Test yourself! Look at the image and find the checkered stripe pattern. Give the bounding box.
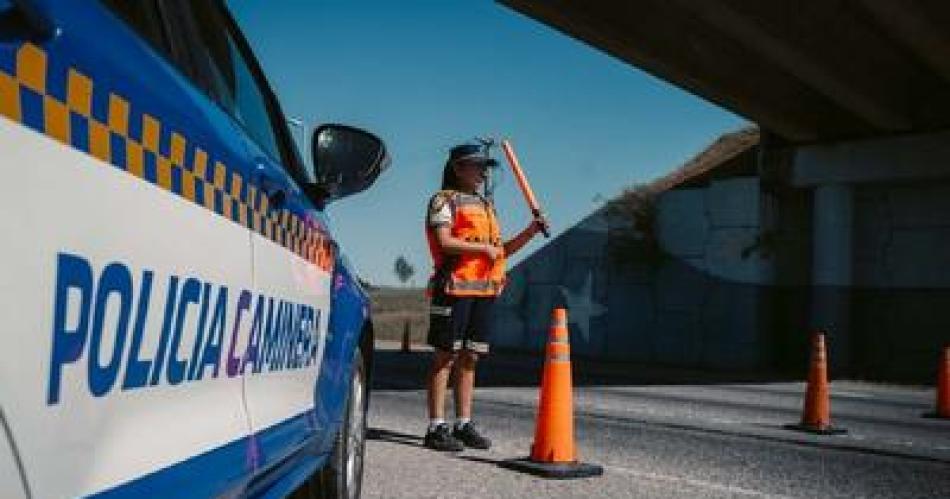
[0,43,334,272]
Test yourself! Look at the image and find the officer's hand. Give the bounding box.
[532,214,550,236]
[483,244,504,261]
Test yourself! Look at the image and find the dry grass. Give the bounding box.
[369,287,429,343]
[646,126,759,193]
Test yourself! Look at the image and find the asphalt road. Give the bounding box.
[363,342,950,498]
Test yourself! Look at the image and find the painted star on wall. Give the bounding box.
[561,268,607,343]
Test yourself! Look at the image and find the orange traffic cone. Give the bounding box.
[926,345,949,419]
[401,321,411,354]
[503,308,603,479]
[786,332,847,435]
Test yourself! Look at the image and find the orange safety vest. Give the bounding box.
[426,190,506,297]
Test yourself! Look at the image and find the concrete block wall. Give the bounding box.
[493,128,950,381]
[851,182,950,381]
[651,177,771,369]
[494,177,772,371]
[783,130,950,382]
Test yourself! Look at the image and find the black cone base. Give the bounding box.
[921,412,949,420]
[783,423,848,435]
[501,458,604,479]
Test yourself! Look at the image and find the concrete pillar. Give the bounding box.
[755,186,781,368]
[811,183,853,374]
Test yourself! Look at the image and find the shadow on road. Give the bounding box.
[367,426,528,472]
[366,427,423,448]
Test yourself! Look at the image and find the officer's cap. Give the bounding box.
[448,143,498,167]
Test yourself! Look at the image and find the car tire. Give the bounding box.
[293,348,368,499]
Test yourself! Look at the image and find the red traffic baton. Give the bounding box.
[501,140,550,238]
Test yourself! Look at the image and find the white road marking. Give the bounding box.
[834,391,874,399]
[605,464,794,499]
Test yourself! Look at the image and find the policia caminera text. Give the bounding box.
[47,253,323,405]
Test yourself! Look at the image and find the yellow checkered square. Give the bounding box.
[17,43,46,94]
[259,194,269,215]
[193,148,208,177]
[157,157,172,190]
[66,69,92,117]
[108,94,129,136]
[89,119,111,162]
[230,173,242,199]
[2,42,329,269]
[182,169,197,202]
[43,96,69,144]
[203,182,216,211]
[222,193,232,219]
[247,184,258,209]
[0,72,20,122]
[213,161,227,190]
[126,140,144,178]
[170,132,186,165]
[141,113,160,152]
[238,201,248,226]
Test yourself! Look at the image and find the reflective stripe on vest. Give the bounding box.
[425,190,506,297]
[450,192,505,297]
[445,277,503,295]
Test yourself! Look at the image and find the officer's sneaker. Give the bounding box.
[423,424,464,452]
[452,422,491,450]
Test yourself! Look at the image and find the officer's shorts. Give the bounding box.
[427,291,495,355]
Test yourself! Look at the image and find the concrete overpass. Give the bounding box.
[494,1,950,382]
[501,0,950,143]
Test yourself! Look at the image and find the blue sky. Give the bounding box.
[227,1,746,286]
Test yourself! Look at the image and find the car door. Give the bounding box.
[0,0,257,497]
[176,1,338,479]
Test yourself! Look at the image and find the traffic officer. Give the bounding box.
[423,142,548,451]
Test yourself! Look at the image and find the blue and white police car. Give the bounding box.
[0,1,387,497]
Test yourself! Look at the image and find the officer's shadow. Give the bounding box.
[366,427,424,447]
[366,427,507,467]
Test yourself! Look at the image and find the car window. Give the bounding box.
[0,0,13,29]
[99,0,172,59]
[186,2,282,162]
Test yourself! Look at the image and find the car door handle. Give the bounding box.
[254,163,286,210]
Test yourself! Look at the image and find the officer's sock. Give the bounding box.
[428,418,446,432]
[455,417,471,429]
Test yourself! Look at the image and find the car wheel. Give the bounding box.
[294,348,367,499]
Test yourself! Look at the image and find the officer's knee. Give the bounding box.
[459,350,479,368]
[433,349,458,370]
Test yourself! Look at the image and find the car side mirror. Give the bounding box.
[306,124,390,205]
[4,0,57,41]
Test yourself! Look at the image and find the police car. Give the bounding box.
[0,1,387,497]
